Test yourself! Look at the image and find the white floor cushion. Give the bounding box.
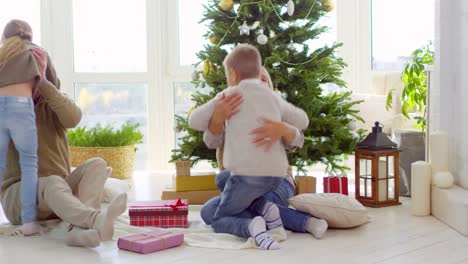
[289,193,369,228]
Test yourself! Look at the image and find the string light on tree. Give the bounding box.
[287,0,295,16]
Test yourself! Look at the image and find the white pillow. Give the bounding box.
[289,193,368,228]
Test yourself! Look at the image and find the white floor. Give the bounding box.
[1,172,468,264]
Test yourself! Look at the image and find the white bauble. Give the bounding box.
[287,0,295,16]
[257,31,268,45]
[348,121,357,131]
[240,21,250,35]
[433,171,454,189]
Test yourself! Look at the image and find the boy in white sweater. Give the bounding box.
[189,44,309,249]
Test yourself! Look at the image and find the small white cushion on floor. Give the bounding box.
[289,193,369,228]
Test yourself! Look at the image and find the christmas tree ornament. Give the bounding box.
[191,71,200,80]
[219,0,234,12]
[322,0,334,12]
[210,62,217,73]
[209,35,218,45]
[287,40,295,50]
[251,21,260,30]
[348,121,357,131]
[269,30,276,38]
[287,0,295,16]
[239,21,250,35]
[257,29,268,45]
[202,59,210,77]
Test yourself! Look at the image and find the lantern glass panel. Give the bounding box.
[359,158,373,198]
[378,157,387,201]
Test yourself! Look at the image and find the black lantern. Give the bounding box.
[355,122,401,207]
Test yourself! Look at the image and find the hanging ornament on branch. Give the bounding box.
[202,59,211,77]
[209,35,218,45]
[287,40,295,51]
[287,0,295,16]
[239,21,250,35]
[322,0,334,13]
[219,0,234,12]
[257,29,268,45]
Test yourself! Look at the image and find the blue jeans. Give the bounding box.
[0,97,38,224]
[202,170,311,238]
[212,174,282,221]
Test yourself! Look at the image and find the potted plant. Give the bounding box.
[68,122,144,179]
[386,42,434,131]
[386,42,434,196]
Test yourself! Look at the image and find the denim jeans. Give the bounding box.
[0,96,38,224]
[212,174,283,221]
[202,170,311,238]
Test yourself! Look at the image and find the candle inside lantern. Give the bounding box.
[378,160,387,201]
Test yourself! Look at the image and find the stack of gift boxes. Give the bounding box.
[120,160,221,254]
[160,160,221,204]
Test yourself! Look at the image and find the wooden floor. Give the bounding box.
[1,171,468,264]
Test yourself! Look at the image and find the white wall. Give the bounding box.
[436,0,468,189]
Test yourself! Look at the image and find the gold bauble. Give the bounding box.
[219,0,234,12]
[202,59,210,77]
[209,35,218,45]
[322,0,334,12]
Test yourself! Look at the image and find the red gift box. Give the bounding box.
[118,230,184,254]
[323,175,349,195]
[129,199,189,228]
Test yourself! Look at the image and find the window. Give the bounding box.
[0,0,41,44]
[72,0,150,170]
[75,83,148,169]
[178,0,209,66]
[72,0,147,72]
[371,0,435,70]
[306,5,337,52]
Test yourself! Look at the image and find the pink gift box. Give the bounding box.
[118,230,184,254]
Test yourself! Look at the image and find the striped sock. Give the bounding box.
[261,202,283,230]
[248,216,280,250]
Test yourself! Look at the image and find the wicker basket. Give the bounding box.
[69,145,136,179]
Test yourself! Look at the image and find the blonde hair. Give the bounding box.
[224,44,262,80]
[260,67,274,90]
[0,20,32,68]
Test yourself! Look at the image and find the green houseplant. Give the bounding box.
[386,42,434,131]
[68,122,143,179]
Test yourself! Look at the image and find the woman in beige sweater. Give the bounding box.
[0,20,126,247]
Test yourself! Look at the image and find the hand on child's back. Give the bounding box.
[31,48,47,80]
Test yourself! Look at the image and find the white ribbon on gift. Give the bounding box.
[326,172,345,194]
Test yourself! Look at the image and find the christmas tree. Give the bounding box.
[171,0,365,173]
